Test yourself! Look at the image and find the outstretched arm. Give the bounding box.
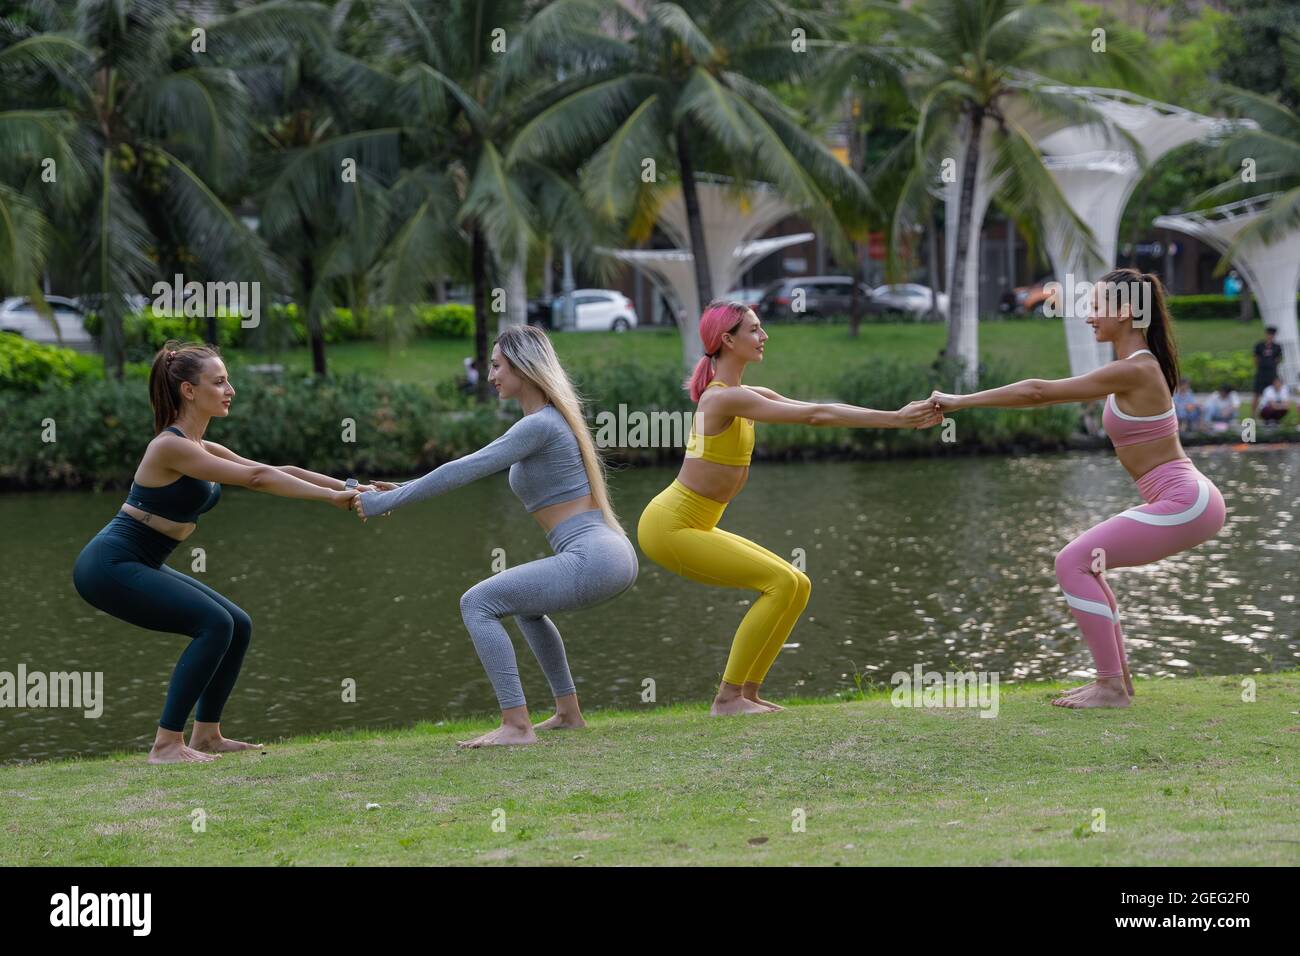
[715,385,940,429]
[932,362,1141,412]
[355,412,552,519]
[161,438,355,509]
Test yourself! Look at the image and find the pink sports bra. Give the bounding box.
[1102,349,1178,448]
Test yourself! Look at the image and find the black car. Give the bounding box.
[757,276,872,320]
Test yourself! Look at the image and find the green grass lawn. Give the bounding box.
[234,319,1262,393]
[3,673,1296,866]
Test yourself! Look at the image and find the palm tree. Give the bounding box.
[0,9,85,317]
[236,0,409,376]
[1196,52,1300,251]
[1,0,299,377]
[853,0,1142,386]
[372,0,619,402]
[508,0,873,370]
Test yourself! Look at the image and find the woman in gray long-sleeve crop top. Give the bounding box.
[354,325,638,748]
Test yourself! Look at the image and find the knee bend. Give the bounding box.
[227,605,253,649]
[196,607,235,653]
[459,586,501,626]
[1054,542,1092,582]
[765,565,809,604]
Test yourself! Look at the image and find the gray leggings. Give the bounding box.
[459,510,638,710]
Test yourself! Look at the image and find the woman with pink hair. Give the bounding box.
[637,301,941,715]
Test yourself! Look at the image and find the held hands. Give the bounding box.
[349,479,396,523]
[331,489,360,511]
[927,390,964,414]
[897,398,945,429]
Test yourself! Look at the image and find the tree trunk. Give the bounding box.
[848,94,865,340]
[848,243,863,338]
[300,219,327,376]
[471,225,491,403]
[505,253,527,327]
[542,241,553,300]
[928,205,941,323]
[945,106,984,387]
[676,126,713,319]
[302,257,326,377]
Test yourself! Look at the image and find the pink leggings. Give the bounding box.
[1054,458,1225,679]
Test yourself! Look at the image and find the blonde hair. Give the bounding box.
[493,325,627,537]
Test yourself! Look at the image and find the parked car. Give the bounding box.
[526,297,555,329]
[757,276,872,320]
[723,286,767,309]
[549,289,639,332]
[0,296,94,351]
[1000,279,1058,315]
[868,283,949,319]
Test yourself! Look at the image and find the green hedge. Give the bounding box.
[1168,293,1300,321]
[0,334,101,393]
[0,372,500,488]
[81,302,475,360]
[1,355,1101,489]
[1181,350,1254,392]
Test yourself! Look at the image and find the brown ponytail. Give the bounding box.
[1098,267,1180,392]
[148,339,219,434]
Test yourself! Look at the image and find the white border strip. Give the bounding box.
[1062,589,1118,622]
[1119,480,1211,526]
[1108,393,1176,422]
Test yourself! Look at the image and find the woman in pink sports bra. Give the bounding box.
[928,268,1226,709]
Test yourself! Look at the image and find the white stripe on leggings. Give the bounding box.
[1118,479,1210,526]
[1061,589,1118,622]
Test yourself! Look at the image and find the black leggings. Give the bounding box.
[73,514,252,732]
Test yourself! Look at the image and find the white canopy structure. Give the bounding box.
[1036,88,1245,376]
[601,178,813,366]
[1155,194,1300,389]
[941,103,1069,383]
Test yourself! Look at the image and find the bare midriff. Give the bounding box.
[118,502,197,542]
[677,457,749,504]
[1116,435,1189,482]
[532,493,601,532]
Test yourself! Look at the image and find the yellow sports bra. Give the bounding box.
[685,380,755,466]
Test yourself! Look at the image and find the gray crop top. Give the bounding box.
[357,404,592,517]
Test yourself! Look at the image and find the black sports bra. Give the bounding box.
[125,426,222,523]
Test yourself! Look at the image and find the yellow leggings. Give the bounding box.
[637,480,811,686]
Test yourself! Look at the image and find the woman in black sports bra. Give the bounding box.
[72,341,371,764]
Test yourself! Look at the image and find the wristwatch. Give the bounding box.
[344,477,358,490]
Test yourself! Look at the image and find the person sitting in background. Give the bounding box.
[1258,376,1291,426]
[1173,378,1202,432]
[1203,384,1240,431]
[456,356,480,395]
[1252,326,1283,416]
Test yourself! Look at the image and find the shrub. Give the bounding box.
[0,334,100,393]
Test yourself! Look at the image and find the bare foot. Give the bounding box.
[457,724,539,748]
[710,696,772,716]
[1059,675,1135,698]
[533,713,586,731]
[1052,681,1131,709]
[744,695,784,711]
[148,740,218,764]
[189,735,264,754]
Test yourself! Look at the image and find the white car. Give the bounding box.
[551,289,639,332]
[0,296,95,351]
[868,283,949,319]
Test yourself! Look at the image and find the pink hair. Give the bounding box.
[685,300,750,401]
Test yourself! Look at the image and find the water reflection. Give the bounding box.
[2,444,1296,761]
